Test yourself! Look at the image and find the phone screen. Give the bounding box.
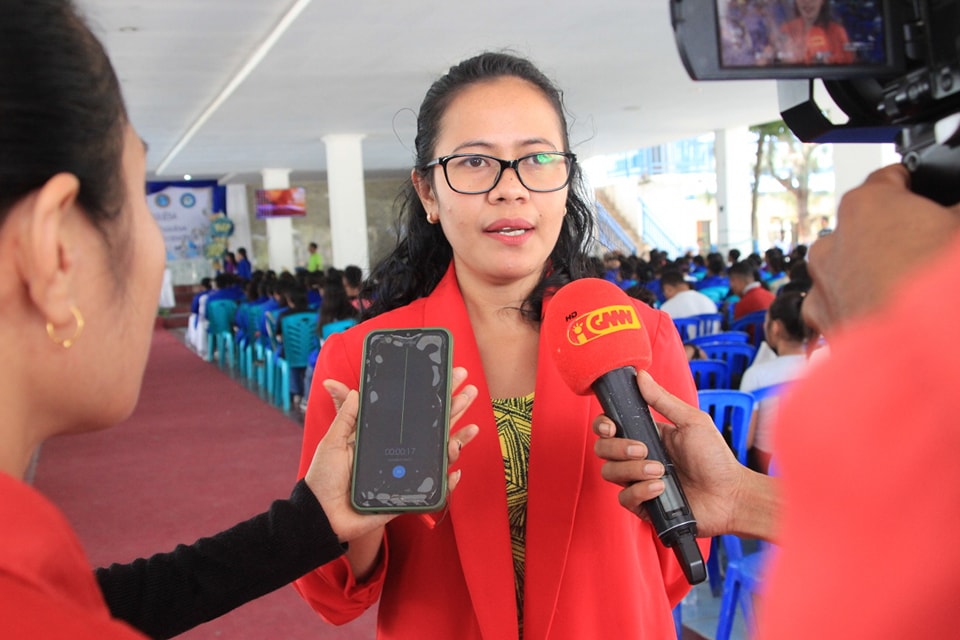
[351,328,453,512]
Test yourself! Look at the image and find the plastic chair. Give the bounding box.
[674,312,723,342]
[689,359,731,390]
[748,382,787,402]
[273,312,319,412]
[205,299,238,367]
[673,316,699,342]
[693,312,723,337]
[698,389,754,465]
[699,342,757,388]
[730,309,767,348]
[686,331,749,347]
[715,534,768,640]
[698,389,756,596]
[236,302,266,380]
[320,317,357,341]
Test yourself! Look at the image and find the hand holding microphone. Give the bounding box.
[543,278,706,584]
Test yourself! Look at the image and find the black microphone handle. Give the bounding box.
[592,366,707,585]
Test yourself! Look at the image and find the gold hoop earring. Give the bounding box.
[46,306,85,349]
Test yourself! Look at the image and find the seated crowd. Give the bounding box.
[594,245,817,475]
[186,263,367,411]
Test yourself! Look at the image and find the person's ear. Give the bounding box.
[411,169,439,222]
[767,317,784,347]
[15,173,82,326]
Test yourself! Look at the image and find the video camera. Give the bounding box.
[670,0,960,204]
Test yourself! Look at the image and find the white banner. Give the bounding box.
[148,186,213,261]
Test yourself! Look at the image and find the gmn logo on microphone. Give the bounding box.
[567,305,642,345]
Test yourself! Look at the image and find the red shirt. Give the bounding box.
[734,283,775,321]
[0,472,146,639]
[780,19,854,65]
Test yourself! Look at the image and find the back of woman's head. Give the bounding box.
[768,290,810,343]
[364,51,595,321]
[320,276,358,326]
[0,0,127,232]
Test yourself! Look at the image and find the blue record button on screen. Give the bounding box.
[392,465,406,479]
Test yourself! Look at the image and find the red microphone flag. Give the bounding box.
[543,278,653,395]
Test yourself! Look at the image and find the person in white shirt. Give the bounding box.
[739,289,813,473]
[659,269,718,318]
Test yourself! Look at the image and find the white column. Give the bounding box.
[323,134,370,271]
[261,168,295,273]
[714,127,754,256]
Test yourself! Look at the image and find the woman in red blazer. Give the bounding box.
[296,52,705,640]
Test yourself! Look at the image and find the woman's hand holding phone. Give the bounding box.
[303,366,478,544]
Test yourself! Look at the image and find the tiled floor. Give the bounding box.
[679,580,749,640]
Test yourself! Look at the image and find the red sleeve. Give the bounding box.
[293,331,387,625]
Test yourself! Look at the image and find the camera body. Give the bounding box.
[671,0,960,204]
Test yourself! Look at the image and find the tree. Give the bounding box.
[749,120,827,245]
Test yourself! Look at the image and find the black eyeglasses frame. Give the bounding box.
[422,151,577,195]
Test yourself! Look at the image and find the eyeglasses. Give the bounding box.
[423,151,576,195]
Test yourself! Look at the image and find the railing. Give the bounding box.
[594,201,637,256]
[640,199,684,258]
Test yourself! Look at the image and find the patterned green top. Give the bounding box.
[493,393,534,638]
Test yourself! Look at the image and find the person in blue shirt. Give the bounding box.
[236,247,252,280]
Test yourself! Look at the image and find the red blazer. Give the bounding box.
[295,266,704,640]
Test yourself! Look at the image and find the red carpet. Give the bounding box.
[32,328,377,639]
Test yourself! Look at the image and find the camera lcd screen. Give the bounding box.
[671,0,901,80]
[716,0,888,70]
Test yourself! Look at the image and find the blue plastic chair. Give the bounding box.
[698,389,756,596]
[716,534,768,640]
[699,342,757,387]
[730,309,767,348]
[673,316,699,342]
[320,317,357,341]
[686,330,749,347]
[205,299,238,368]
[748,382,788,403]
[689,359,731,390]
[273,312,319,412]
[237,302,267,380]
[674,312,723,342]
[698,389,754,465]
[693,312,723,337]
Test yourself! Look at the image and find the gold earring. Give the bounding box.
[46,306,85,349]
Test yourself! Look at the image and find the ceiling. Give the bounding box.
[81,0,787,184]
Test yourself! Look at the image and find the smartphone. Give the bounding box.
[351,327,453,513]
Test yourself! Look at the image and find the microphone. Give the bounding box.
[543,278,706,584]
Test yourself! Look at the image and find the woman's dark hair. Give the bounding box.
[361,51,596,323]
[767,290,810,343]
[796,0,836,28]
[0,0,128,237]
[318,276,358,329]
[343,265,363,289]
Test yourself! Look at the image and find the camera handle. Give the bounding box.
[898,115,960,206]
